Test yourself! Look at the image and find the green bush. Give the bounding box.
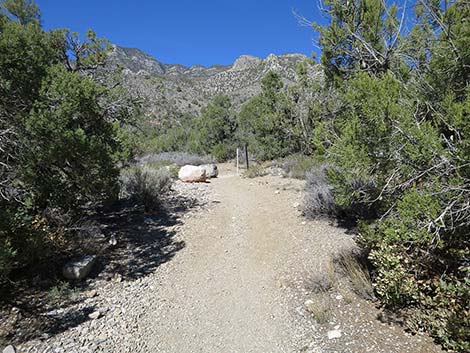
[321,72,469,350]
[120,166,172,211]
[0,239,16,281]
[312,1,470,349]
[0,1,137,282]
[150,96,237,161]
[237,73,297,161]
[277,154,317,179]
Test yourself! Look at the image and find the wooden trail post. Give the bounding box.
[236,148,239,175]
[244,145,249,170]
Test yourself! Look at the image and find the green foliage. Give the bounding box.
[313,1,469,350]
[149,96,237,161]
[191,95,237,159]
[0,0,138,283]
[238,71,301,160]
[0,238,16,280]
[24,65,120,210]
[1,0,39,25]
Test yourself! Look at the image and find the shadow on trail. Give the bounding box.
[0,191,202,345]
[94,195,191,282]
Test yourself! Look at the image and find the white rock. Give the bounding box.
[3,345,16,353]
[178,165,207,183]
[62,255,96,280]
[200,164,218,178]
[86,289,98,298]
[304,299,316,313]
[274,190,280,194]
[108,234,117,246]
[88,310,101,320]
[327,329,342,339]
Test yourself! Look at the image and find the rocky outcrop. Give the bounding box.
[230,55,262,71]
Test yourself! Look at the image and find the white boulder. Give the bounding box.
[178,165,207,183]
[201,164,218,178]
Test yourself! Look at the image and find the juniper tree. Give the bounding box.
[0,0,137,281]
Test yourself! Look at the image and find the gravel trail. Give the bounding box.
[16,164,442,353]
[144,168,308,352]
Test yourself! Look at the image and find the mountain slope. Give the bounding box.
[106,45,320,119]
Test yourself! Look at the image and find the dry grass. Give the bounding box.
[243,164,267,178]
[305,294,333,324]
[304,265,336,324]
[335,250,374,300]
[137,152,214,167]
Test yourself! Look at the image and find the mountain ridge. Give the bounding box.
[109,45,310,76]
[106,45,320,119]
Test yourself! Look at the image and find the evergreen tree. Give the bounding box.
[312,1,469,349]
[0,0,137,281]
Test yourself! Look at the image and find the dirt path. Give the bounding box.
[143,166,310,352]
[16,164,443,353]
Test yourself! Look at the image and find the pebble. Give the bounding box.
[327,329,342,340]
[86,290,98,298]
[88,311,101,320]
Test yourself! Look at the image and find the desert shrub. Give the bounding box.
[302,164,335,218]
[308,273,333,293]
[277,154,317,179]
[358,188,470,350]
[138,152,213,167]
[120,166,172,211]
[243,164,267,178]
[47,280,79,302]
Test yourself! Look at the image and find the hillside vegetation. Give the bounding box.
[0,0,468,351]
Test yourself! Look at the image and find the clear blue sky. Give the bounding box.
[36,0,324,67]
